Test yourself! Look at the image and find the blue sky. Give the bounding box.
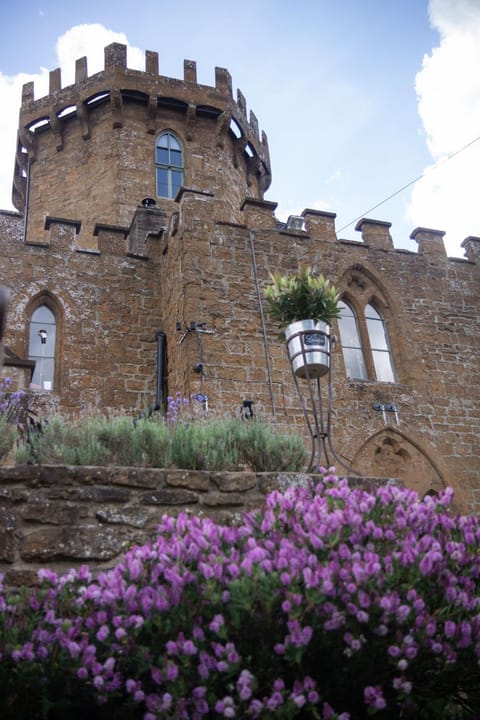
[1,0,479,256]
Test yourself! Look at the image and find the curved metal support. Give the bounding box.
[288,331,362,475]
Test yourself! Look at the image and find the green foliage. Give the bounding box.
[263,266,341,329]
[0,415,16,461]
[16,413,307,472]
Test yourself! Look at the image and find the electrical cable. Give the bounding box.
[336,133,480,233]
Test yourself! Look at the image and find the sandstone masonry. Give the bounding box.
[0,44,479,512]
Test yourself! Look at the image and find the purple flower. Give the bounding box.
[364,685,386,710]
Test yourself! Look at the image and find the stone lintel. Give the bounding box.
[355,217,393,251]
[49,68,61,94]
[93,223,129,237]
[94,223,129,256]
[75,56,88,83]
[302,209,337,242]
[22,82,34,105]
[176,187,214,203]
[410,226,447,258]
[215,67,232,97]
[128,206,167,258]
[461,236,480,264]
[146,51,159,75]
[240,197,278,230]
[104,43,127,70]
[44,216,81,232]
[184,59,197,83]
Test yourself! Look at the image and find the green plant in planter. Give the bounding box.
[263,266,341,331]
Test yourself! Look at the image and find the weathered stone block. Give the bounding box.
[96,509,148,527]
[210,473,257,492]
[165,470,210,491]
[141,489,199,505]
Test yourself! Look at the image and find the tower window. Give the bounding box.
[155,132,184,199]
[29,305,56,391]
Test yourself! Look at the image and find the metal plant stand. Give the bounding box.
[287,325,362,475]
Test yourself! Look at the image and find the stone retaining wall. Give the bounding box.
[0,465,394,587]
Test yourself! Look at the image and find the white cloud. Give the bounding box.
[0,24,143,212]
[406,0,480,256]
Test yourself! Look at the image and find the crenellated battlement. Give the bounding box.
[13,43,271,213]
[274,210,479,264]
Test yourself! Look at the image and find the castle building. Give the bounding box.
[0,43,479,510]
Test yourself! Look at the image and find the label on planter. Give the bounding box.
[304,333,326,347]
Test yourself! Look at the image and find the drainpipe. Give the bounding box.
[22,157,31,244]
[248,230,277,420]
[155,330,166,409]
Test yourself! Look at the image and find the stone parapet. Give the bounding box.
[0,465,397,587]
[14,43,271,214]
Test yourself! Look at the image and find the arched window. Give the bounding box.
[29,305,56,391]
[155,132,183,199]
[337,301,368,380]
[365,303,396,383]
[337,297,396,383]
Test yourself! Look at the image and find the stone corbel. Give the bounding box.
[232,135,248,169]
[77,102,90,140]
[147,94,157,134]
[246,153,260,187]
[215,110,231,149]
[19,128,37,162]
[258,166,272,196]
[185,104,196,141]
[50,111,64,151]
[110,87,123,129]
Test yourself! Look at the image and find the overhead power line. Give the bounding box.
[336,133,480,234]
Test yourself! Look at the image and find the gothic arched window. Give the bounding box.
[155,132,184,199]
[365,303,396,383]
[337,295,396,383]
[28,304,56,391]
[337,301,368,380]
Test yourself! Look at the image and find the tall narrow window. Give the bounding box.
[29,305,56,391]
[365,304,396,382]
[155,132,183,199]
[337,301,368,380]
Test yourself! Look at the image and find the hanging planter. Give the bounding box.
[263,267,340,378]
[285,319,331,378]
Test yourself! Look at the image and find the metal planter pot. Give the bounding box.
[285,319,331,378]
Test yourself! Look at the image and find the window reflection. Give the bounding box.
[29,305,56,391]
[155,132,184,198]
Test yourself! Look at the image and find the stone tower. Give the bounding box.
[1,43,479,511]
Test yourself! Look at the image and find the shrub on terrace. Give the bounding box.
[2,473,480,719]
[0,376,25,461]
[15,394,307,472]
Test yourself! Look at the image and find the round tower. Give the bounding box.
[13,43,272,245]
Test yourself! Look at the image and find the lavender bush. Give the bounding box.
[2,473,480,719]
[17,393,307,472]
[0,376,25,460]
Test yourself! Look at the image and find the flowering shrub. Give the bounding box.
[0,376,25,460]
[2,473,480,718]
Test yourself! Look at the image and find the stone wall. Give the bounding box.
[1,43,479,516]
[0,464,393,587]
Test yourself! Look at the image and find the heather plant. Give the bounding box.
[2,473,480,719]
[0,376,25,461]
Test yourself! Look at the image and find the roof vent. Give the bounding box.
[286,215,305,232]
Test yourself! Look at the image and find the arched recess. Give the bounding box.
[336,263,405,383]
[352,427,445,498]
[25,291,64,393]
